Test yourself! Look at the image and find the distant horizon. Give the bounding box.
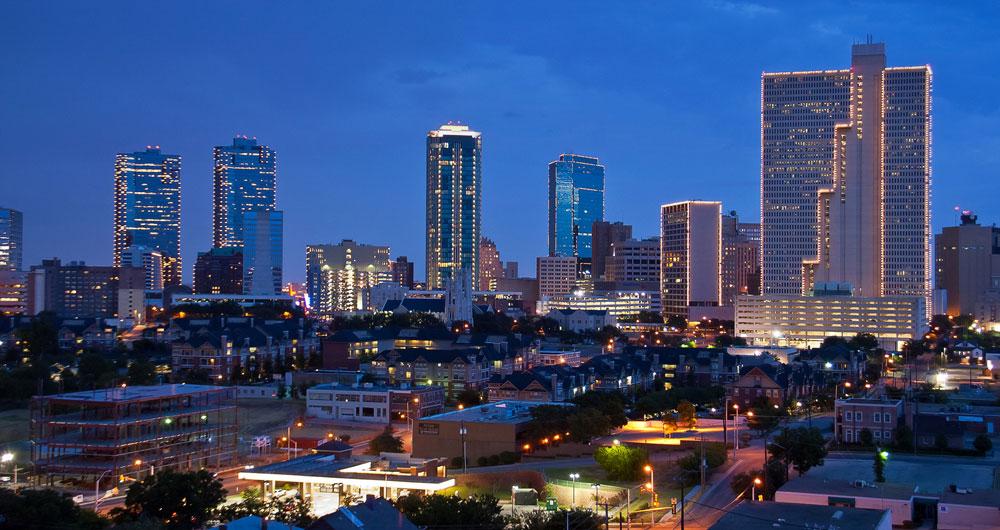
[3,2,999,284]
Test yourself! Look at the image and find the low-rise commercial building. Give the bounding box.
[735,289,926,350]
[545,308,615,333]
[31,385,238,483]
[710,502,890,530]
[412,401,570,463]
[305,383,444,423]
[835,398,904,445]
[538,290,660,319]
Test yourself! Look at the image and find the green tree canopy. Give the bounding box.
[594,444,648,481]
[367,425,404,455]
[0,488,107,530]
[111,470,225,530]
[214,487,313,527]
[769,427,828,477]
[394,494,505,530]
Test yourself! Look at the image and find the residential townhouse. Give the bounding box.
[835,398,904,445]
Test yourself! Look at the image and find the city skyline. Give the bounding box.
[3,3,999,284]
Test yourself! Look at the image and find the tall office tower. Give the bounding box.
[193,247,244,294]
[306,240,391,315]
[761,41,931,304]
[212,136,277,249]
[591,221,633,281]
[721,213,740,306]
[738,223,761,246]
[478,236,503,291]
[426,123,481,290]
[934,212,1000,316]
[736,221,762,296]
[537,256,578,299]
[113,147,181,286]
[0,207,23,271]
[27,259,143,319]
[120,245,164,291]
[660,201,722,318]
[503,261,519,279]
[390,256,415,289]
[0,270,28,315]
[603,237,660,291]
[242,210,283,295]
[548,155,605,275]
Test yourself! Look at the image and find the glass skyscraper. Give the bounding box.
[242,210,283,295]
[426,123,481,289]
[113,147,182,286]
[212,136,277,249]
[0,207,23,271]
[548,154,605,269]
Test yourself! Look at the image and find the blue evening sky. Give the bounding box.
[2,1,999,283]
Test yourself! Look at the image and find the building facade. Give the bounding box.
[735,289,926,350]
[834,398,903,445]
[603,237,660,290]
[193,247,244,294]
[537,256,578,299]
[934,213,1000,316]
[591,221,632,281]
[660,201,722,317]
[242,210,283,295]
[478,236,503,291]
[390,256,415,289]
[306,240,391,315]
[212,136,277,249]
[27,259,144,319]
[120,245,164,291]
[0,270,28,315]
[426,124,481,290]
[761,42,931,307]
[548,154,605,275]
[0,207,23,271]
[113,147,181,286]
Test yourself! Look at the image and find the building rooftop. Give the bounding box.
[836,398,903,406]
[36,384,228,403]
[420,400,570,424]
[778,474,919,501]
[710,502,888,530]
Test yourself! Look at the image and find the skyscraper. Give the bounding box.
[478,236,503,291]
[0,207,23,271]
[591,221,632,281]
[660,201,722,318]
[761,42,931,304]
[193,247,243,295]
[242,210,283,295]
[548,155,605,273]
[212,136,277,249]
[120,245,164,291]
[390,256,415,289]
[306,240,391,314]
[934,212,1000,316]
[426,123,481,289]
[113,147,181,286]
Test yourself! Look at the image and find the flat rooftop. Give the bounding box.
[35,384,229,403]
[804,457,995,493]
[711,502,888,530]
[836,398,902,405]
[778,475,918,501]
[240,454,454,491]
[309,383,442,393]
[420,401,571,424]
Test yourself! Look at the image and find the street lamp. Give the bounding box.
[569,473,579,506]
[511,485,518,516]
[459,421,468,473]
[752,477,762,502]
[94,469,113,512]
[592,483,601,513]
[1,453,14,486]
[732,404,741,455]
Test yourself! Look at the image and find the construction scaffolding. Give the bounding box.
[30,384,238,485]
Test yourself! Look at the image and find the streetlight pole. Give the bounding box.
[732,404,740,456]
[94,469,112,513]
[569,473,579,506]
[459,421,468,474]
[592,483,601,514]
[751,477,761,502]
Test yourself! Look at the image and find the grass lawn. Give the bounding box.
[0,409,29,445]
[439,484,514,500]
[544,465,613,486]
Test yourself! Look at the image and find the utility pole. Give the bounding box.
[699,436,706,490]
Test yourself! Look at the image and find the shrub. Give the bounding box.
[477,456,489,467]
[451,456,465,468]
[488,454,501,466]
[499,451,519,465]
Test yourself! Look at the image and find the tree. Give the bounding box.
[215,487,313,527]
[367,425,404,455]
[456,387,483,407]
[973,434,993,455]
[510,509,601,530]
[394,494,505,530]
[892,424,913,452]
[858,428,874,447]
[77,352,117,389]
[770,427,827,477]
[127,359,158,386]
[729,471,755,497]
[848,332,879,352]
[594,445,647,481]
[821,336,848,348]
[873,448,887,482]
[715,334,747,348]
[15,312,60,358]
[678,443,727,484]
[934,433,949,451]
[747,398,785,435]
[0,488,108,530]
[677,400,697,429]
[762,459,787,499]
[111,470,225,530]
[665,315,687,330]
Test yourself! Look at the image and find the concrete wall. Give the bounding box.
[938,502,1000,530]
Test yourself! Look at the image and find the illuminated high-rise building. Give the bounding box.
[306,240,391,314]
[193,247,243,295]
[426,123,481,289]
[660,201,722,318]
[0,207,23,271]
[478,236,503,291]
[212,136,277,249]
[120,245,164,291]
[113,147,181,286]
[548,155,605,274]
[242,210,283,295]
[592,221,632,281]
[761,41,931,306]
